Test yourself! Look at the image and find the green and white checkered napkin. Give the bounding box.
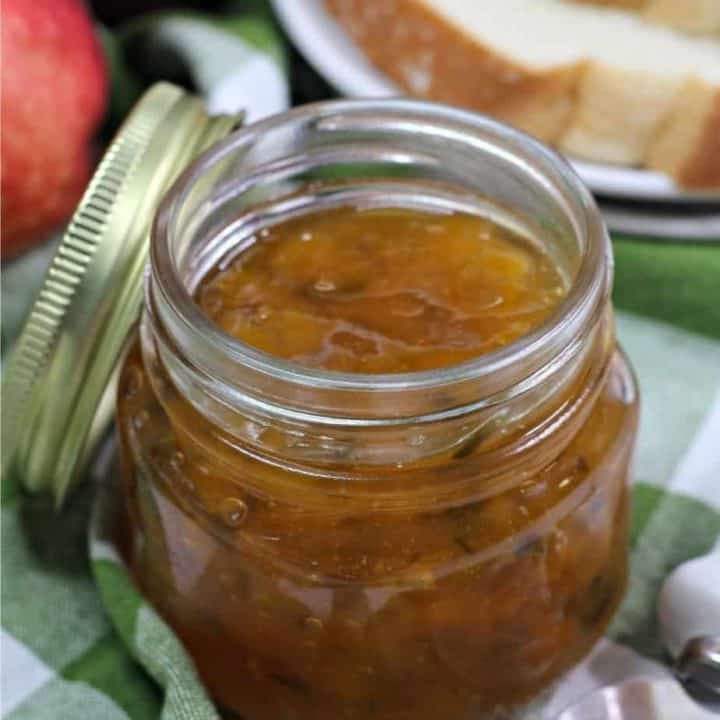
[2,7,719,719]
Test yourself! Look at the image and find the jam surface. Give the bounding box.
[197,207,566,373]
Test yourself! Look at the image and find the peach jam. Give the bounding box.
[197,207,567,373]
[116,99,638,719]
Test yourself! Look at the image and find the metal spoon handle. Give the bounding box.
[676,635,720,696]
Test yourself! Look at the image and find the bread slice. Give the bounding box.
[571,0,720,35]
[560,66,685,165]
[325,0,720,188]
[647,79,720,187]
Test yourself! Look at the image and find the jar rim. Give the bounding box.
[151,98,611,400]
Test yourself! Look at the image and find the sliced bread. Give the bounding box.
[326,0,720,188]
[647,78,720,186]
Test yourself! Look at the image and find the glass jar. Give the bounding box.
[117,100,639,719]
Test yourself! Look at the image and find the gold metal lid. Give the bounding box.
[1,82,241,504]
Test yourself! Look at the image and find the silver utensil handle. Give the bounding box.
[676,635,720,696]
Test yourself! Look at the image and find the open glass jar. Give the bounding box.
[117,100,638,719]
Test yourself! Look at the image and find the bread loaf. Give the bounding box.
[326,0,720,188]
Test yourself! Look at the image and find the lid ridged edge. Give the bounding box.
[1,82,242,504]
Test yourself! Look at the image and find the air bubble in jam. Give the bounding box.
[178,474,195,493]
[313,279,336,293]
[303,616,324,631]
[170,451,185,471]
[122,365,143,398]
[132,410,149,430]
[219,497,248,527]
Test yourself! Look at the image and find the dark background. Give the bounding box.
[90,0,336,113]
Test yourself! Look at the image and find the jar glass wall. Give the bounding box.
[116,100,639,719]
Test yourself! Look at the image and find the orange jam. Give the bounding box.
[118,203,637,719]
[197,207,566,372]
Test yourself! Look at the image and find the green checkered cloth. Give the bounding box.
[2,7,719,720]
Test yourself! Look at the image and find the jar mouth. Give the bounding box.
[151,98,610,417]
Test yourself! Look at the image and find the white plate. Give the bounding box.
[272,0,719,204]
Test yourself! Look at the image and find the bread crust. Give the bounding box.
[325,0,583,143]
[646,0,720,36]
[325,0,720,188]
[571,0,648,8]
